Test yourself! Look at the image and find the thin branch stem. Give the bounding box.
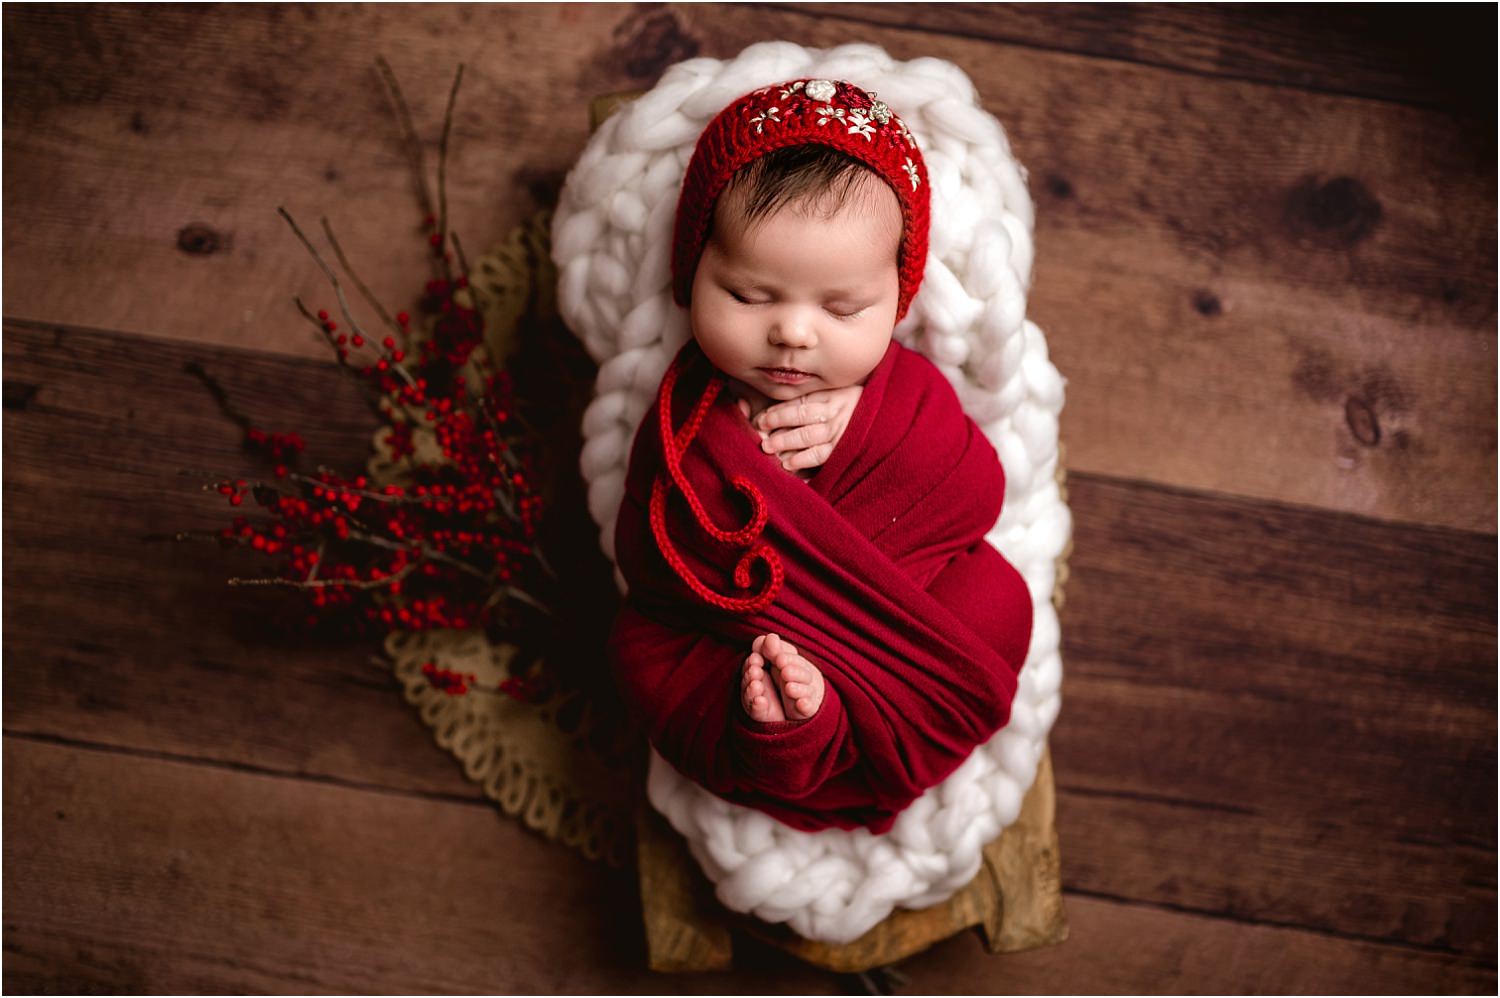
[482,582,556,620]
[279,206,357,320]
[176,467,436,507]
[502,585,555,618]
[449,230,488,312]
[436,63,464,283]
[228,559,418,591]
[531,544,558,582]
[281,207,420,394]
[374,55,436,223]
[306,537,327,582]
[320,217,405,338]
[344,527,490,583]
[289,298,390,421]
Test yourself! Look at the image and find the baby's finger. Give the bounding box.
[783,442,836,471]
[763,633,782,659]
[736,398,752,419]
[756,396,834,430]
[763,421,832,454]
[752,635,768,654]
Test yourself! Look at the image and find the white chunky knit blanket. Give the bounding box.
[552,41,1070,945]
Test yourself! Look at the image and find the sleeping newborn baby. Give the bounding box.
[609,79,1034,833]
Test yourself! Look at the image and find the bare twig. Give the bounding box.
[531,544,558,582]
[502,585,555,618]
[321,217,405,338]
[344,527,489,583]
[279,206,358,321]
[435,63,465,281]
[176,467,439,507]
[229,559,419,591]
[482,582,555,619]
[289,298,389,421]
[280,207,418,396]
[449,230,489,312]
[374,55,436,223]
[306,537,327,582]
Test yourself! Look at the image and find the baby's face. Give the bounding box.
[689,175,902,405]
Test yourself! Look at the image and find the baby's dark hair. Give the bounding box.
[720,144,875,225]
[712,144,902,257]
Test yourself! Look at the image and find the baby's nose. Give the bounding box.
[769,311,817,347]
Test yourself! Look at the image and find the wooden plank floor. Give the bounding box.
[4,4,1494,993]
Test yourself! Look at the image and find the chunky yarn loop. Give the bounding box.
[554,41,1071,944]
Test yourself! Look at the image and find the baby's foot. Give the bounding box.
[760,633,825,721]
[741,635,785,723]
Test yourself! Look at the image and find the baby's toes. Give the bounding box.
[742,652,785,722]
[778,659,810,685]
[742,656,763,692]
[742,683,774,722]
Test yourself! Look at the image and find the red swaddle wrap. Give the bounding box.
[611,339,1033,833]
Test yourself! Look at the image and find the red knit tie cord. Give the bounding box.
[649,354,784,614]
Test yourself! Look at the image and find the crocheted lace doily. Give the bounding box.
[553,41,1071,944]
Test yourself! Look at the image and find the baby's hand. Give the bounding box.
[753,386,863,473]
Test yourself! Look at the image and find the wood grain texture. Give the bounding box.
[1057,473,1496,959]
[772,3,1498,114]
[6,737,1493,995]
[3,3,1493,530]
[0,736,834,996]
[3,321,1492,984]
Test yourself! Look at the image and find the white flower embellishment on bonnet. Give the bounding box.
[738,77,920,163]
[804,78,838,102]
